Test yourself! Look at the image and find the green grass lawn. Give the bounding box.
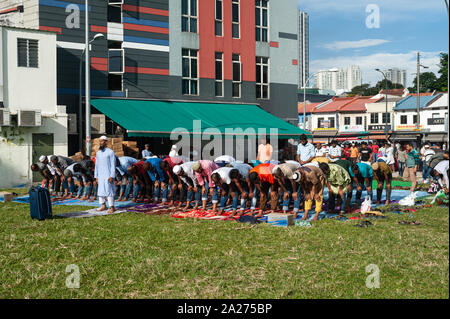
[0,190,448,299]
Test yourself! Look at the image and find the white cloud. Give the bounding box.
[310,51,442,87]
[324,39,390,50]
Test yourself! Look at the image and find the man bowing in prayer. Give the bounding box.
[94,136,116,213]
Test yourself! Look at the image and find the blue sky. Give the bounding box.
[298,0,449,87]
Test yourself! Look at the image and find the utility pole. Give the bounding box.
[417,52,420,131]
[445,0,449,150]
[85,0,91,156]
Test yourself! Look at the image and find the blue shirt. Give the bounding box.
[116,156,138,176]
[145,158,166,182]
[297,142,315,162]
[142,149,153,158]
[355,162,373,179]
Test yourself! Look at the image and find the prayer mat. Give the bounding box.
[54,208,128,219]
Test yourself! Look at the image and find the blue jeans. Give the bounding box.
[398,162,405,177]
[347,177,373,204]
[202,182,219,203]
[119,176,133,199]
[422,161,431,180]
[219,183,241,210]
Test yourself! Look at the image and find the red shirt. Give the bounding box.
[163,156,184,169]
[250,163,276,184]
[133,161,147,177]
[372,145,379,153]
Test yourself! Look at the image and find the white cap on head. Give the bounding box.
[39,155,47,163]
[173,165,182,175]
[271,165,280,175]
[171,145,177,150]
[425,144,430,148]
[99,135,108,141]
[292,171,302,182]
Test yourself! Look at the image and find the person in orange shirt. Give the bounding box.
[256,136,273,164]
[349,143,359,164]
[249,163,278,217]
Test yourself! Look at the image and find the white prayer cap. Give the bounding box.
[271,165,280,174]
[39,155,47,163]
[292,171,302,182]
[173,165,182,175]
[171,145,177,150]
[99,135,108,141]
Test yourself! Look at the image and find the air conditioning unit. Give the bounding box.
[68,113,77,134]
[91,114,106,134]
[18,110,41,126]
[0,109,11,126]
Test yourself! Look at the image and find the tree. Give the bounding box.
[436,52,448,92]
[350,83,379,96]
[375,79,404,90]
[411,72,439,93]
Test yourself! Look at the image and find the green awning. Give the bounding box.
[91,99,310,139]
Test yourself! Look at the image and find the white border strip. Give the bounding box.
[57,41,85,50]
[123,41,169,52]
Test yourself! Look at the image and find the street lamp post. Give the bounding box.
[375,69,390,140]
[416,52,429,136]
[79,33,104,152]
[302,69,338,130]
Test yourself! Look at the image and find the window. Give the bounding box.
[17,38,38,68]
[256,57,269,99]
[255,0,268,42]
[401,115,407,124]
[108,74,122,91]
[182,0,197,33]
[108,49,124,73]
[432,113,440,118]
[344,117,350,125]
[382,113,391,124]
[215,0,223,36]
[232,54,241,98]
[413,115,418,123]
[182,49,198,95]
[329,117,335,128]
[356,117,362,125]
[318,118,324,128]
[232,0,240,38]
[107,4,122,23]
[215,52,223,97]
[370,113,379,124]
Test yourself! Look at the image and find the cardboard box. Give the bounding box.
[267,213,294,227]
[0,192,13,202]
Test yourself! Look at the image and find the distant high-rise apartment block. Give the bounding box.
[314,65,362,94]
[298,10,309,88]
[385,68,407,88]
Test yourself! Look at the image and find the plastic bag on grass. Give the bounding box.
[361,196,372,214]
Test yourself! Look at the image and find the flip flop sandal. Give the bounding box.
[408,220,421,225]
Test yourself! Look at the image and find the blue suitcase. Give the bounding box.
[29,186,52,220]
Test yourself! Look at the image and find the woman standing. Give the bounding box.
[396,145,407,177]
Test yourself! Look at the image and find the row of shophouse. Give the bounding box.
[298,88,448,145]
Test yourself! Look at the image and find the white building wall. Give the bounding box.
[0,26,67,188]
[0,116,68,188]
[338,113,367,131]
[2,27,57,113]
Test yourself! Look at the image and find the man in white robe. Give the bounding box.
[94,136,116,213]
